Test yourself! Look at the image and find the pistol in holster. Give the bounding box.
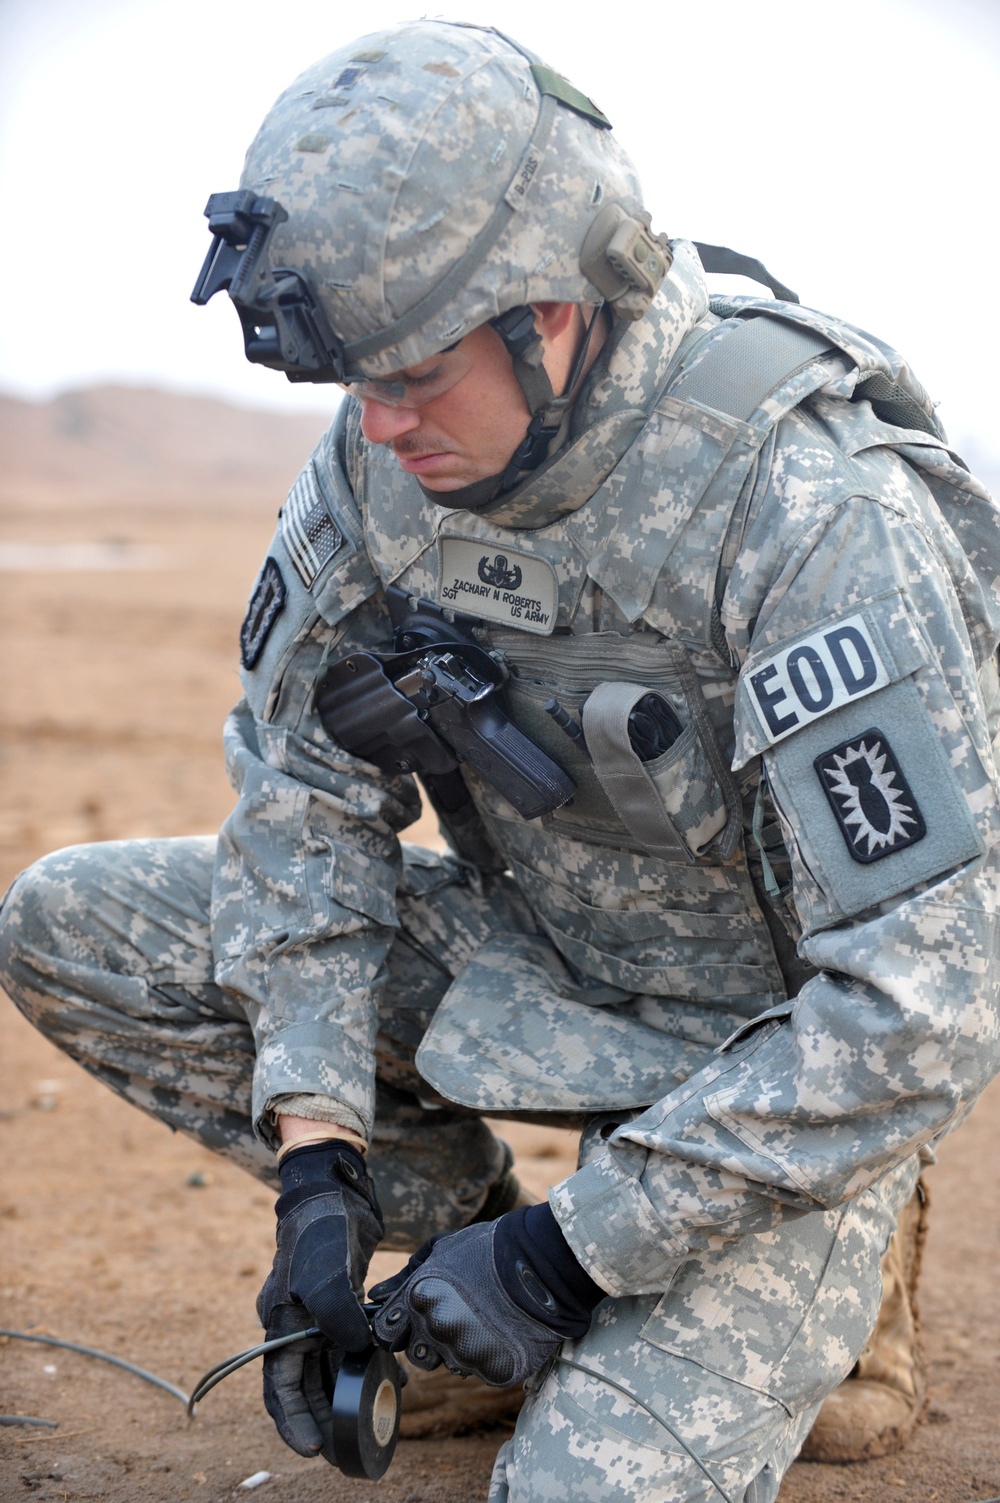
[314,588,576,822]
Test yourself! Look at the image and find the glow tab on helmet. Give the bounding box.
[529,63,611,129]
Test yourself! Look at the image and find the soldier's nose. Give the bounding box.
[359,398,422,446]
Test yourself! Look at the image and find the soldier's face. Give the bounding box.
[357,322,534,492]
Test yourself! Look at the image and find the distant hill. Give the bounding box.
[0,385,335,510]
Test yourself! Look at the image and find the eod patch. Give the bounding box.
[747,614,889,745]
[815,729,925,863]
[745,661,987,918]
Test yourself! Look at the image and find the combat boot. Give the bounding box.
[800,1179,929,1463]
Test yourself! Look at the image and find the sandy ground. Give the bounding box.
[2,494,1000,1503]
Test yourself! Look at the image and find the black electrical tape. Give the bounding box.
[327,1345,403,1480]
[186,1315,404,1480]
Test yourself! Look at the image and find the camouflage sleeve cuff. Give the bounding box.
[548,1154,688,1298]
[251,1020,375,1149]
[262,1093,368,1152]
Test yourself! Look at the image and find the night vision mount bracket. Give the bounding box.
[191,189,347,382]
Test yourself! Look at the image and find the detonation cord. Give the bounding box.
[4,1323,1000,1503]
[0,1328,191,1408]
[185,1326,324,1415]
[0,1325,332,1422]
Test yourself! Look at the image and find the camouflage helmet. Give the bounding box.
[192,21,670,386]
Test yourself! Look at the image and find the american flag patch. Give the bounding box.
[280,467,343,587]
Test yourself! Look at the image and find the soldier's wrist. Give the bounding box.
[275,1114,368,1160]
[493,1203,604,1337]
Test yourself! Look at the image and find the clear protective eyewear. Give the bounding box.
[338,343,473,409]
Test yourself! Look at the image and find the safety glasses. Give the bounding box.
[337,344,472,408]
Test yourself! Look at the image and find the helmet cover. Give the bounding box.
[235,21,659,379]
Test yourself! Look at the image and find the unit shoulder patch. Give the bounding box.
[241,556,286,669]
[815,728,926,863]
[761,672,986,918]
[280,466,344,588]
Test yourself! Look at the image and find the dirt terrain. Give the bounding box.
[2,388,999,1502]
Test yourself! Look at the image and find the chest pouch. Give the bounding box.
[581,681,739,864]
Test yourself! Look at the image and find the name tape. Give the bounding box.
[438,537,557,635]
[747,614,889,745]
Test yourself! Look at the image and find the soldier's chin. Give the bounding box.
[415,467,506,512]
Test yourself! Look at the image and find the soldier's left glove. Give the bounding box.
[368,1203,604,1387]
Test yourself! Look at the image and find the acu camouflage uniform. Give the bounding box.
[4,239,1000,1499]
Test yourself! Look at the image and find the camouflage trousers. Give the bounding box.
[0,836,917,1502]
[0,835,532,1237]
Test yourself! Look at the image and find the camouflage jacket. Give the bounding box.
[212,239,1000,1294]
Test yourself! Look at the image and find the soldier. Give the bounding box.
[2,20,999,1500]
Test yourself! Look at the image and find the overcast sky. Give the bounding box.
[0,0,997,459]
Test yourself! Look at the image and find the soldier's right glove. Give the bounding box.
[256,1139,383,1458]
[368,1203,604,1387]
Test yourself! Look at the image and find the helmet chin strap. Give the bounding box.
[419,303,607,513]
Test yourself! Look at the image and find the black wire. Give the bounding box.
[0,1329,190,1407]
[186,1326,323,1416]
[189,1339,270,1391]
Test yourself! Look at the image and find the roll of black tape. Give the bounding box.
[328,1345,402,1479]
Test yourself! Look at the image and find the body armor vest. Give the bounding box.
[348,291,955,1112]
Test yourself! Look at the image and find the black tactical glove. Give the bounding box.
[257,1139,383,1457]
[368,1203,603,1387]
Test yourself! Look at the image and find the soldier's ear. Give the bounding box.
[530,302,578,340]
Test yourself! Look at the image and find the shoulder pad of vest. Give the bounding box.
[683,297,944,441]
